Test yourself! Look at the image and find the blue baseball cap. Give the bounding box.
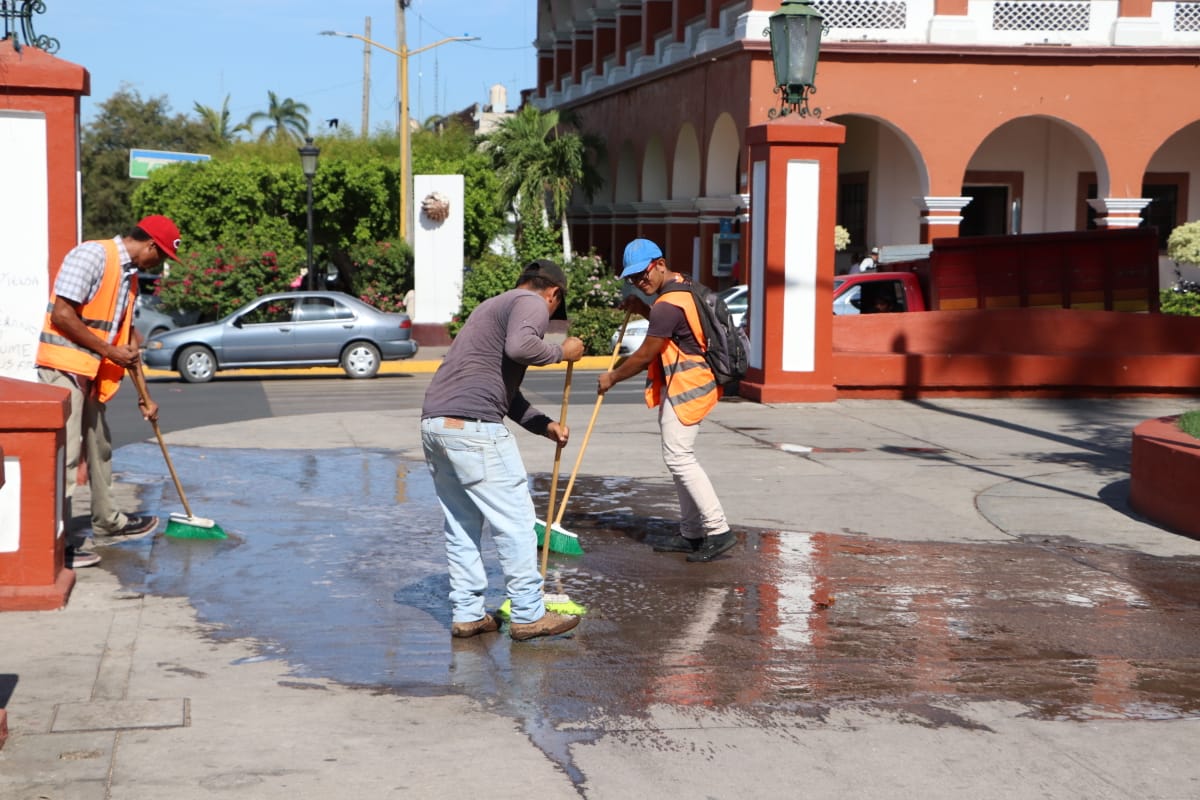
[620,238,663,278]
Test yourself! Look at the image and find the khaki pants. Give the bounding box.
[37,367,128,542]
[659,399,728,538]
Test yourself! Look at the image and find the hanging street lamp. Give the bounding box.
[767,0,826,119]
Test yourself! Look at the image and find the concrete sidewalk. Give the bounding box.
[2,393,1200,799]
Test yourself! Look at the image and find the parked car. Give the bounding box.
[611,284,747,356]
[142,291,419,383]
[133,274,199,340]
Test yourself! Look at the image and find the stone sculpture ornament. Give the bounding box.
[422,192,451,224]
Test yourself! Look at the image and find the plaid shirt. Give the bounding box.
[53,236,138,344]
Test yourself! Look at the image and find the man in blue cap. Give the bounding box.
[597,239,736,562]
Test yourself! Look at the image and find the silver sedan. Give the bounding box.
[143,291,419,383]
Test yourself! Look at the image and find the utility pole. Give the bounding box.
[361,16,371,137]
[396,1,412,243]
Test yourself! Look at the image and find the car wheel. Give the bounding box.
[178,345,216,383]
[149,326,169,338]
[341,341,381,379]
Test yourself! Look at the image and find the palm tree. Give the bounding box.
[245,91,311,144]
[193,94,250,144]
[486,104,605,262]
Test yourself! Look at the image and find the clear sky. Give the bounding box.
[35,0,538,136]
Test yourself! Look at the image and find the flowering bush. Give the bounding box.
[156,223,305,320]
[834,225,851,252]
[1162,221,1200,317]
[346,239,412,314]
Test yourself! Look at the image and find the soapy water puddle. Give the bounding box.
[104,445,1200,781]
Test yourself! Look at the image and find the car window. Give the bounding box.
[833,285,862,315]
[296,296,355,322]
[239,299,295,325]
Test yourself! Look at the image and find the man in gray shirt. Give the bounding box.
[421,260,585,641]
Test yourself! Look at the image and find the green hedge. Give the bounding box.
[451,251,624,355]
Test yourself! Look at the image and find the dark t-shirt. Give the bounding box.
[646,292,703,356]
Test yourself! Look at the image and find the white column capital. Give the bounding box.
[1088,197,1151,228]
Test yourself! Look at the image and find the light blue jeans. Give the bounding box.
[421,417,546,624]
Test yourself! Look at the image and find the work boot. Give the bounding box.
[451,614,499,638]
[686,530,737,563]
[510,611,580,642]
[650,533,703,553]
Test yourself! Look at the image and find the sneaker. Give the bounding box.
[66,546,101,569]
[451,614,499,639]
[509,611,580,642]
[94,514,159,541]
[650,533,703,553]
[686,530,737,563]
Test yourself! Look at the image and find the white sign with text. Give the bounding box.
[0,111,50,383]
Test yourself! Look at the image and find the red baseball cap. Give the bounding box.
[136,215,182,261]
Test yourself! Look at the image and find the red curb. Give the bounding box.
[1130,416,1200,539]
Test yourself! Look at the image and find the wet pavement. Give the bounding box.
[99,439,1200,784]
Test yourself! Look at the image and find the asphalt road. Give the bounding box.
[109,367,644,449]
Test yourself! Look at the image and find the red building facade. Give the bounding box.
[533,0,1200,286]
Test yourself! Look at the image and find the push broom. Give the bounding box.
[128,367,227,539]
[498,362,586,620]
[535,362,583,556]
[534,310,631,558]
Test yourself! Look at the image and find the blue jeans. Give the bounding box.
[420,417,545,624]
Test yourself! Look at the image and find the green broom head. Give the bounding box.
[164,512,228,540]
[495,594,588,621]
[534,520,584,556]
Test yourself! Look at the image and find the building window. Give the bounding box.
[838,172,868,255]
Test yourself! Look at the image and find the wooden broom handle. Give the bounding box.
[553,311,632,527]
[540,362,573,577]
[127,366,194,519]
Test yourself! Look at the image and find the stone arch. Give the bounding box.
[643,135,668,201]
[827,113,928,250]
[615,139,638,203]
[672,123,701,199]
[1147,119,1200,220]
[965,115,1107,234]
[706,113,740,196]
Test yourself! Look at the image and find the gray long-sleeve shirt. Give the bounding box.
[420,288,563,434]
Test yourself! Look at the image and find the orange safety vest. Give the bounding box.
[643,289,720,425]
[36,239,133,403]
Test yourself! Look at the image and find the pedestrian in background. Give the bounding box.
[597,239,736,563]
[36,216,179,567]
[420,260,585,641]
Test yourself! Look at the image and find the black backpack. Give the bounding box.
[662,283,749,386]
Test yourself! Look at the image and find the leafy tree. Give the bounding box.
[485,105,605,262]
[245,91,311,143]
[193,94,250,144]
[80,86,213,240]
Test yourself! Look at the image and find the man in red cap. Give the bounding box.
[36,215,182,568]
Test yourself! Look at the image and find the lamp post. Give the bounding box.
[766,0,826,119]
[298,136,321,290]
[319,30,479,243]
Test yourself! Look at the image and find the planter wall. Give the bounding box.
[1130,416,1200,539]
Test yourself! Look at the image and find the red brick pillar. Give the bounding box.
[0,378,74,611]
[738,117,845,403]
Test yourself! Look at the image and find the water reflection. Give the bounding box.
[106,443,1200,729]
